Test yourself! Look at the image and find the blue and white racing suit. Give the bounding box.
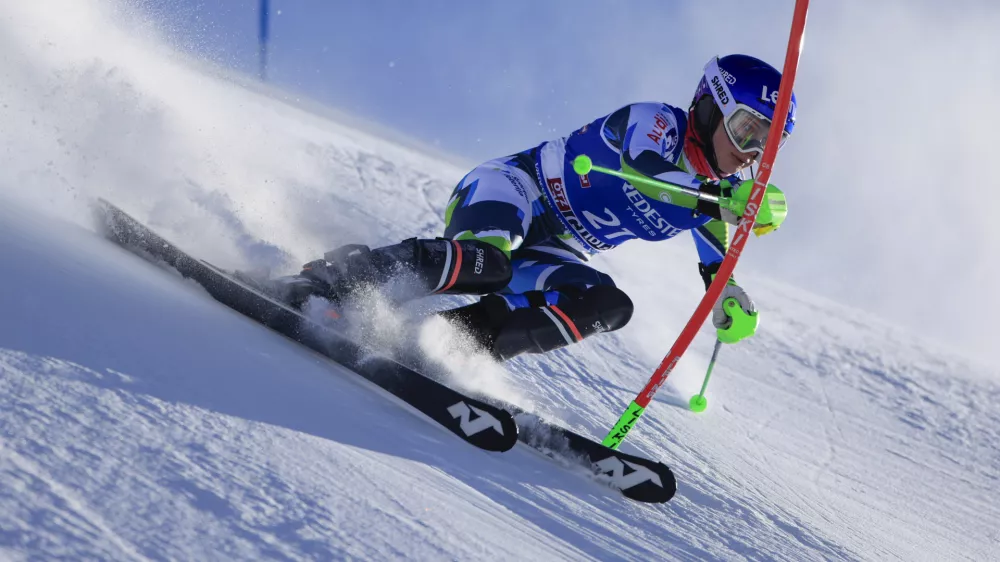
[443,102,742,310]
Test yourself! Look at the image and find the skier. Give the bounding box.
[278,54,796,360]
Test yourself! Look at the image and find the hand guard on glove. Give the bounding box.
[700,262,759,344]
[697,180,787,237]
[712,282,759,344]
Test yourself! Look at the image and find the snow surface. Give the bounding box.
[1,1,999,560]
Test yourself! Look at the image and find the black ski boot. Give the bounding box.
[440,285,634,360]
[275,238,512,308]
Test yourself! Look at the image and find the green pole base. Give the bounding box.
[689,394,708,413]
[602,400,645,449]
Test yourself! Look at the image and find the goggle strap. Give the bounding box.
[703,57,738,118]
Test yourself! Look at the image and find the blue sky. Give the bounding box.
[139,0,1000,361]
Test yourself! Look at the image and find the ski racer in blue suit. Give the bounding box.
[284,54,797,360]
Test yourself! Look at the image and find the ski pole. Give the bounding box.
[689,338,723,413]
[571,155,741,213]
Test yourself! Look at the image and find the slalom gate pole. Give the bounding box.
[600,0,810,450]
[258,0,270,81]
[688,339,723,413]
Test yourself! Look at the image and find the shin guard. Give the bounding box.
[308,238,512,300]
[442,285,634,360]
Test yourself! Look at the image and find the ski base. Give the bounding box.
[94,199,518,453]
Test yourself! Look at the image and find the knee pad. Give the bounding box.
[438,238,512,295]
[496,285,632,359]
[582,284,633,332]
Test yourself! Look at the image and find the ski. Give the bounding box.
[94,199,518,453]
[95,199,677,502]
[516,411,676,504]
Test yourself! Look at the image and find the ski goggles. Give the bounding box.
[724,105,790,156]
[703,57,790,156]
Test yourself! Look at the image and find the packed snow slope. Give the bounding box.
[2,1,1000,560]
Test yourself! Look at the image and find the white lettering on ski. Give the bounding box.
[447,402,505,436]
[593,456,663,489]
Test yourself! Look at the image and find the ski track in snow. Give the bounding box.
[1,1,999,560]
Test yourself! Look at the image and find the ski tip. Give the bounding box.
[620,464,677,504]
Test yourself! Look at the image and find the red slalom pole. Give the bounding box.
[602,0,810,449]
